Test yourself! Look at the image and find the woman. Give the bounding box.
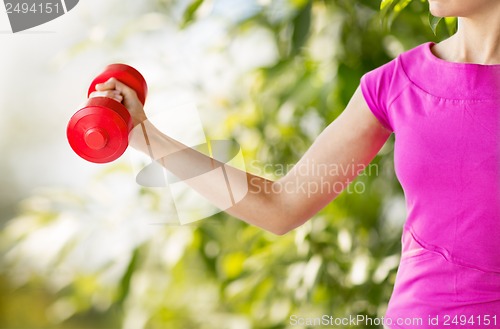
[91,0,500,327]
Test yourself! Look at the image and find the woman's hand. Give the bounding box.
[89,77,147,127]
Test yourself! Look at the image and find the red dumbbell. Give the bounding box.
[67,64,148,163]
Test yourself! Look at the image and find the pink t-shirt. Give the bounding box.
[361,42,500,329]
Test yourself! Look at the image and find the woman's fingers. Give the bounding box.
[94,78,117,91]
[93,77,147,127]
[89,90,123,103]
[95,78,138,100]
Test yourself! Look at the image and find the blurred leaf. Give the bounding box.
[428,14,442,35]
[290,0,312,57]
[220,252,246,279]
[380,0,395,11]
[444,16,457,35]
[181,0,205,28]
[394,0,412,12]
[379,0,413,30]
[379,0,397,29]
[116,248,140,305]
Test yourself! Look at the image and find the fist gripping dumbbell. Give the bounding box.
[67,64,148,163]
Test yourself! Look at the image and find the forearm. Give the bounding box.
[130,120,294,234]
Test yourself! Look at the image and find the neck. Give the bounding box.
[450,15,500,65]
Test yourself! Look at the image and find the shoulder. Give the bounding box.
[361,42,431,102]
[362,42,430,90]
[359,42,430,131]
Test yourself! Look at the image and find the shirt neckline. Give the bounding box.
[425,42,500,68]
[400,42,500,101]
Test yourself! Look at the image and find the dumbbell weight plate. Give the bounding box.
[67,97,132,163]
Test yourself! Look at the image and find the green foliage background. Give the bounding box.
[0,1,453,328]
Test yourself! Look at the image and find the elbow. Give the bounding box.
[267,215,309,236]
[269,225,291,236]
[259,191,313,236]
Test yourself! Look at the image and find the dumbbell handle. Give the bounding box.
[88,64,148,105]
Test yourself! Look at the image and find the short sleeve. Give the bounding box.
[360,59,398,132]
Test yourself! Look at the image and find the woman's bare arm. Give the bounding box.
[92,79,391,235]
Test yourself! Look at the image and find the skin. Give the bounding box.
[429,0,500,64]
[90,1,500,235]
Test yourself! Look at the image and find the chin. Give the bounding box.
[428,0,456,17]
[429,4,449,17]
